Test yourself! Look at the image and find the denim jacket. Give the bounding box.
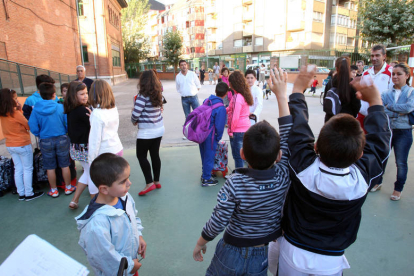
[381,85,414,129]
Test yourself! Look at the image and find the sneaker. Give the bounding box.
[19,195,26,201]
[182,136,187,140]
[201,178,218,187]
[65,185,77,195]
[25,191,44,201]
[201,174,216,182]
[48,189,59,198]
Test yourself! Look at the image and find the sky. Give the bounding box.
[157,0,177,4]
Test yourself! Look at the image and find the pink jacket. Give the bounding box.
[221,76,233,102]
[227,91,251,136]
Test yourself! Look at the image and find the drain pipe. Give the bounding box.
[92,0,99,79]
[75,0,84,66]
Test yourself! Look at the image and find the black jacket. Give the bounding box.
[67,105,91,144]
[282,93,391,256]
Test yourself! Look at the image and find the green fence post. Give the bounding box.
[16,64,24,96]
[0,75,2,89]
[34,68,37,78]
[59,73,62,87]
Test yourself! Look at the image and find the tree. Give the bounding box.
[121,0,150,64]
[163,30,183,78]
[358,0,414,47]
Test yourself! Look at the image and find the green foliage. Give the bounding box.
[121,0,150,63]
[358,0,414,47]
[162,30,183,72]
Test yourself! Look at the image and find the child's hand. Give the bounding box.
[16,101,22,111]
[85,107,92,117]
[193,243,207,262]
[138,236,147,259]
[131,259,142,274]
[350,76,382,106]
[268,68,287,98]
[292,65,317,94]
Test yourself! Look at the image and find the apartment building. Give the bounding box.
[146,0,166,60]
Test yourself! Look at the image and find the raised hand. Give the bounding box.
[268,68,287,98]
[350,76,382,107]
[292,65,317,94]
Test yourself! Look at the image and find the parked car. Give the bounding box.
[316,67,330,73]
[246,63,270,77]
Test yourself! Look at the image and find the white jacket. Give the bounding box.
[88,107,123,163]
[249,85,264,125]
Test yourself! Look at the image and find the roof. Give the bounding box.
[148,0,166,10]
[117,0,128,8]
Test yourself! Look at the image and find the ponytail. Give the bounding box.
[336,56,351,104]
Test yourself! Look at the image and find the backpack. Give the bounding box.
[0,156,14,193]
[32,148,48,188]
[323,87,341,117]
[183,99,224,144]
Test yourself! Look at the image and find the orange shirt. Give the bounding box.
[0,110,31,147]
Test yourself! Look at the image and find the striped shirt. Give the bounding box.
[202,116,293,247]
[131,95,163,129]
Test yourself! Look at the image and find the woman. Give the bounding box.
[259,64,266,85]
[227,71,253,168]
[324,56,360,122]
[375,63,414,200]
[131,70,164,196]
[200,66,205,85]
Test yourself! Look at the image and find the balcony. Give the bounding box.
[243,45,253,52]
[190,40,204,47]
[205,20,217,29]
[243,27,253,36]
[207,49,216,55]
[286,20,305,31]
[205,6,216,15]
[243,0,253,5]
[242,9,253,22]
[189,13,204,21]
[206,34,216,42]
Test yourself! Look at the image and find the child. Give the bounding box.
[245,69,263,125]
[221,67,232,105]
[193,68,292,275]
[28,83,75,198]
[76,153,146,276]
[265,82,271,100]
[0,89,44,201]
[309,75,318,95]
[350,65,358,80]
[278,66,391,275]
[64,81,95,209]
[209,70,213,85]
[58,83,69,104]
[227,71,253,169]
[199,82,227,186]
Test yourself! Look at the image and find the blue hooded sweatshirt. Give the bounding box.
[28,99,67,139]
[23,91,59,120]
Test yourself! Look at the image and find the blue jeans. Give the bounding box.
[199,133,218,180]
[230,132,244,169]
[181,95,200,119]
[392,129,413,192]
[206,239,268,276]
[39,135,70,170]
[7,144,34,197]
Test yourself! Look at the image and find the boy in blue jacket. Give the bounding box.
[200,82,228,186]
[28,83,75,198]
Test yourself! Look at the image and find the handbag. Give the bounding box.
[406,87,414,125]
[162,96,167,104]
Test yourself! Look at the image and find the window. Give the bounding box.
[112,49,120,67]
[255,37,263,46]
[243,37,252,46]
[217,42,223,49]
[82,46,89,62]
[191,47,195,53]
[347,37,354,46]
[78,0,84,16]
[108,6,120,29]
[234,39,242,47]
[191,21,195,27]
[313,11,323,21]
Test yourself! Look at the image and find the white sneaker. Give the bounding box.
[182,136,187,140]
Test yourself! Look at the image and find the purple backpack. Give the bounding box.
[183,100,224,144]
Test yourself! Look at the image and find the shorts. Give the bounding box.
[311,86,316,93]
[39,135,70,170]
[214,73,220,79]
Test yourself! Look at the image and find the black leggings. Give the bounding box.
[136,137,162,185]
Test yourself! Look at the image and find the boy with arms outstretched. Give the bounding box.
[279,67,391,275]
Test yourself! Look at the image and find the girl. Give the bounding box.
[324,56,361,122]
[88,80,123,179]
[64,81,94,209]
[221,67,232,109]
[0,89,43,201]
[227,71,253,168]
[131,70,164,196]
[209,70,213,85]
[376,63,414,200]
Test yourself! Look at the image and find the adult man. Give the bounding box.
[213,62,220,85]
[75,65,94,92]
[356,60,364,77]
[176,59,201,127]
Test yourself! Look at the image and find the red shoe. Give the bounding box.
[155,183,162,189]
[138,184,156,196]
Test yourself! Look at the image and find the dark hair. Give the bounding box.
[215,82,229,97]
[328,70,335,78]
[0,88,16,117]
[228,71,253,106]
[393,63,412,85]
[356,60,364,65]
[36,75,55,89]
[245,69,257,79]
[39,83,56,100]
[64,81,87,114]
[243,121,280,169]
[90,153,130,188]
[179,59,187,66]
[350,65,358,71]
[152,69,159,79]
[61,83,70,93]
[371,44,386,55]
[335,56,352,104]
[138,70,163,108]
[317,114,365,168]
[221,67,229,75]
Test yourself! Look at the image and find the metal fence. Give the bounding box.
[0,58,77,96]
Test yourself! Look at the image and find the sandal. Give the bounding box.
[69,201,79,209]
[390,192,402,201]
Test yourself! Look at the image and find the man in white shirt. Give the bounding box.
[176,59,201,119]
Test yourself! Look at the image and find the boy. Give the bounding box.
[245,69,263,125]
[350,65,358,80]
[278,66,391,275]
[193,68,293,274]
[76,153,145,276]
[28,83,75,197]
[199,82,227,186]
[58,83,69,104]
[309,75,319,95]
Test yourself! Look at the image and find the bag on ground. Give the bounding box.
[213,141,228,172]
[183,100,224,144]
[33,148,48,187]
[323,87,341,117]
[0,156,14,192]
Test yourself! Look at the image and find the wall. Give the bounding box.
[287,72,328,87]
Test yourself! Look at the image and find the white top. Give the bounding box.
[279,236,350,275]
[260,66,266,73]
[213,65,220,74]
[176,70,201,97]
[88,106,123,163]
[137,125,165,139]
[394,89,402,103]
[249,85,263,125]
